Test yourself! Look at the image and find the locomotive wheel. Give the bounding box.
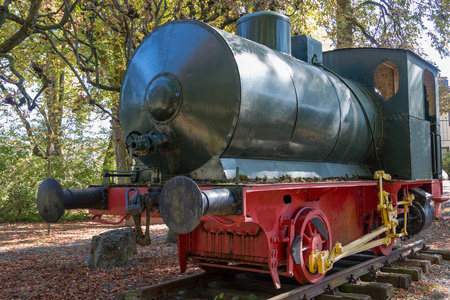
[291,207,332,284]
[365,211,394,256]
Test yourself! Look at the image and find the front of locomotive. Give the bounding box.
[120,20,241,180]
[122,13,385,182]
[120,11,386,230]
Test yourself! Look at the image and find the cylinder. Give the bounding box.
[37,178,106,223]
[236,11,292,55]
[408,188,435,235]
[159,176,240,234]
[201,188,238,216]
[64,188,106,209]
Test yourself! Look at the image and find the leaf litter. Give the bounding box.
[0,192,449,299]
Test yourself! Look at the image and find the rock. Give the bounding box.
[85,228,136,269]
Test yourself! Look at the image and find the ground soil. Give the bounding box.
[0,191,449,299]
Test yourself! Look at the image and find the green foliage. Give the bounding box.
[0,210,90,222]
[440,78,450,113]
[238,174,249,181]
[280,174,292,180]
[441,151,450,175]
[60,210,91,222]
[316,0,450,57]
[0,135,110,222]
[1,0,450,221]
[0,153,46,219]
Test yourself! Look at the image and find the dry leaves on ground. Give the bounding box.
[0,201,449,299]
[0,222,201,299]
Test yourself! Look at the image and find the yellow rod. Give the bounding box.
[341,226,387,254]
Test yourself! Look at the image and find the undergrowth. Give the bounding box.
[0,210,90,223]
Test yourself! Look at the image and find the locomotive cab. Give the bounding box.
[323,49,442,180]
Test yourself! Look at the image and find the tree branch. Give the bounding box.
[0,53,38,110]
[356,0,403,44]
[350,18,380,46]
[12,104,47,158]
[37,29,117,121]
[0,0,42,53]
[86,78,120,92]
[0,0,13,31]
[5,0,79,31]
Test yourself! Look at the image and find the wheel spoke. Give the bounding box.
[301,245,310,251]
[305,222,313,236]
[302,233,312,243]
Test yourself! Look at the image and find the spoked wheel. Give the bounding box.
[365,211,394,256]
[291,207,332,284]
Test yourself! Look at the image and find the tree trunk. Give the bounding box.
[45,71,64,157]
[104,43,129,183]
[336,0,353,49]
[102,137,115,170]
[111,105,130,184]
[45,71,65,177]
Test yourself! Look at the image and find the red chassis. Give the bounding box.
[89,179,445,287]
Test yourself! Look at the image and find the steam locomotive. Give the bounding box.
[37,12,448,287]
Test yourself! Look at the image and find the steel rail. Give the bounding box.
[269,240,423,300]
[120,240,423,300]
[119,271,231,300]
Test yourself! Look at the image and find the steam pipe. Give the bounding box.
[36,178,107,223]
[129,133,168,156]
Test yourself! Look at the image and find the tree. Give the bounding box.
[1,0,305,180]
[440,77,450,113]
[1,0,449,220]
[0,1,119,176]
[319,0,450,58]
[0,1,113,218]
[2,0,450,176]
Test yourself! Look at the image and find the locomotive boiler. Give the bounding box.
[37,12,448,287]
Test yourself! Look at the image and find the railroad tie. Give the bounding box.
[395,259,431,273]
[315,292,371,300]
[338,282,394,300]
[360,272,411,289]
[380,266,422,281]
[409,253,443,265]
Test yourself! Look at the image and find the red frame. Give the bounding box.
[178,179,443,287]
[86,179,445,287]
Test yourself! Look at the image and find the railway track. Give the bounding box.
[120,240,446,300]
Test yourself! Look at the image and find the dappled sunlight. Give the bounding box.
[0,222,170,252]
[0,221,200,299]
